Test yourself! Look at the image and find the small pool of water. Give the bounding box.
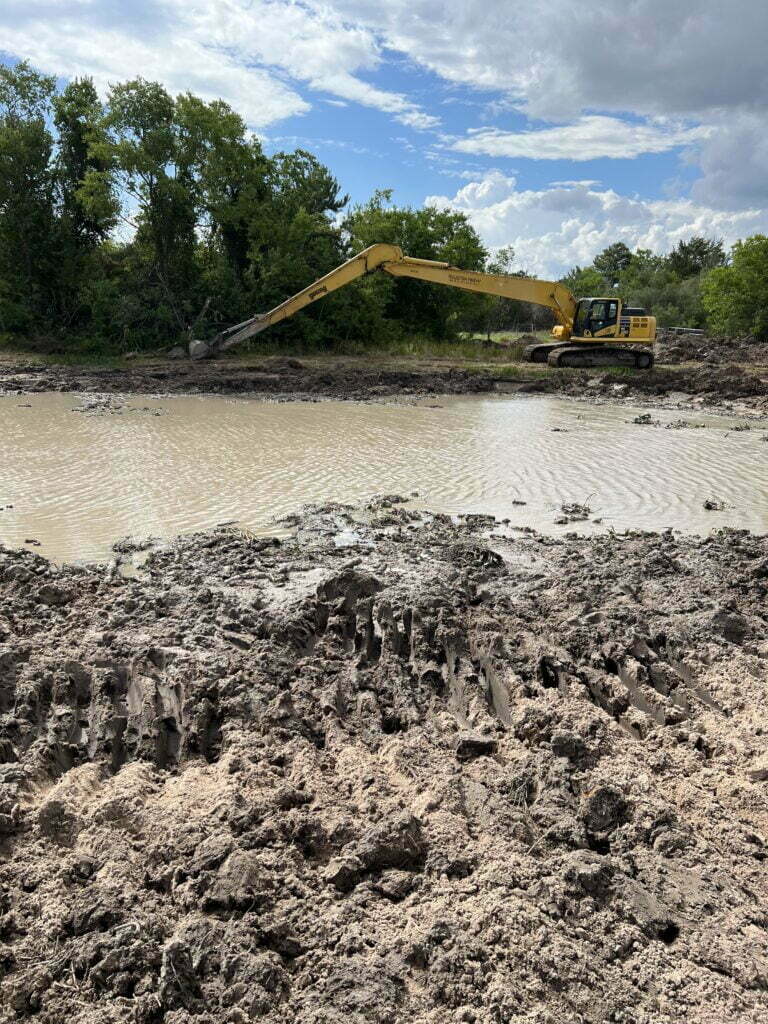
[1,392,766,563]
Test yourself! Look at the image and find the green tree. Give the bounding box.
[667,236,725,279]
[54,78,116,244]
[593,242,633,286]
[92,79,200,337]
[343,191,487,339]
[258,151,347,305]
[702,235,768,339]
[0,62,58,332]
[175,93,271,330]
[560,265,610,297]
[617,249,706,328]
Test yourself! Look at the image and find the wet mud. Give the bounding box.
[1,350,768,413]
[0,358,490,404]
[1,499,767,1022]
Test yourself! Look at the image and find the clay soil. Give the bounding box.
[1,346,768,412]
[1,498,767,1023]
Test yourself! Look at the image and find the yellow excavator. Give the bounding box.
[190,243,656,368]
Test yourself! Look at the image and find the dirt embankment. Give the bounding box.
[0,359,490,403]
[1,500,767,1023]
[1,349,768,411]
[660,334,768,367]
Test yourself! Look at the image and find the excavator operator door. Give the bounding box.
[573,298,620,340]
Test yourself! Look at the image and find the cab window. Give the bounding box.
[589,299,618,332]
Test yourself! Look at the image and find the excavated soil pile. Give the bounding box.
[1,501,767,1023]
[659,335,768,367]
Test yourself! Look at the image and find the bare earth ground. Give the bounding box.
[1,343,768,413]
[1,499,767,1023]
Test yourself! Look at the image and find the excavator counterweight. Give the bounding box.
[191,245,656,368]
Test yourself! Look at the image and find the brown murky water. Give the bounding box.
[1,392,766,563]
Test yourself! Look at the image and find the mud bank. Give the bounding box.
[1,354,767,412]
[0,359,490,403]
[1,500,767,1023]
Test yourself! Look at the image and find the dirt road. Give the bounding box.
[1,499,767,1022]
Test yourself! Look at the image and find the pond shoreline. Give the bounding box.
[1,350,767,415]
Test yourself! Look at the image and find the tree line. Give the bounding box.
[561,237,768,340]
[1,60,766,353]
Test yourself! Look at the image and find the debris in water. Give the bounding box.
[665,419,706,430]
[631,412,660,425]
[558,495,594,523]
[703,498,730,511]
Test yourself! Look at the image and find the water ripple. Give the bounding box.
[1,393,766,562]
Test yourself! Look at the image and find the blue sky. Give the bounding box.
[2,0,767,276]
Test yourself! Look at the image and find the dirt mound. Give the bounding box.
[1,504,767,1022]
[659,333,768,366]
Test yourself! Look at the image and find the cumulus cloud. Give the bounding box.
[3,0,767,218]
[0,0,437,130]
[317,0,768,206]
[690,113,768,210]
[426,171,768,278]
[320,0,768,120]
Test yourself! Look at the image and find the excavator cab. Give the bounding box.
[573,298,620,339]
[534,295,656,367]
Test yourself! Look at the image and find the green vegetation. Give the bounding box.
[701,236,768,340]
[561,237,728,330]
[0,62,492,355]
[2,59,767,357]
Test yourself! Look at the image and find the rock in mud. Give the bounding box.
[454,731,498,761]
[188,338,211,360]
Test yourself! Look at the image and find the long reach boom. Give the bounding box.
[192,243,656,369]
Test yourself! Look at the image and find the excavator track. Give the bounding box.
[523,342,570,363]
[547,345,654,370]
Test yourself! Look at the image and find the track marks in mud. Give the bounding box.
[1,511,767,1023]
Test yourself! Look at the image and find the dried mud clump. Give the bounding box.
[1,504,767,1023]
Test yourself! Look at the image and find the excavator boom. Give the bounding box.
[194,243,655,369]
[199,244,578,357]
[214,244,404,352]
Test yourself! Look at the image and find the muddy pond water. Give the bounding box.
[1,391,766,563]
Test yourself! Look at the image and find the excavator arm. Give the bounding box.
[194,244,579,358]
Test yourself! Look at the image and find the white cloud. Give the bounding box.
[3,0,768,210]
[452,116,710,161]
[313,0,768,206]
[690,112,768,210]
[426,171,768,278]
[0,0,438,130]
[0,11,307,128]
[319,0,768,121]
